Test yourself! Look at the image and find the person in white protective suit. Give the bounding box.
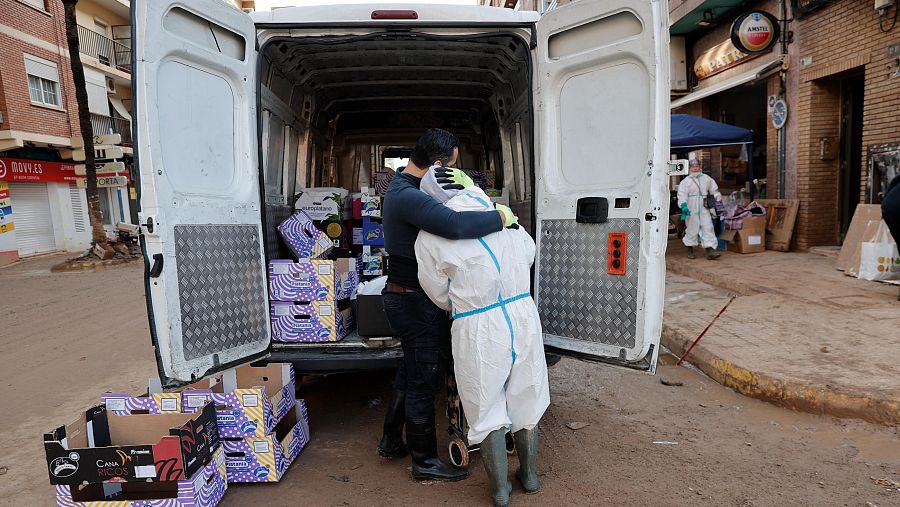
[415,168,550,507]
[677,157,722,260]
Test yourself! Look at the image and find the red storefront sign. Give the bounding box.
[0,157,130,183]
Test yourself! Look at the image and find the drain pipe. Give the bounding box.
[777,0,788,198]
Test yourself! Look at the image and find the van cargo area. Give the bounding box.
[258,30,535,366]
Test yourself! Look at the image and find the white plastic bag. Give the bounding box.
[857,221,900,281]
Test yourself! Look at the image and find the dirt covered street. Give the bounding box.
[1,258,899,506]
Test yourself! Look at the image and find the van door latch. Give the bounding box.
[667,160,689,176]
[575,197,608,224]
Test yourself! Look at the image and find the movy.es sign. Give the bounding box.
[730,11,780,54]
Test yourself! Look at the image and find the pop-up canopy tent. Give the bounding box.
[671,114,756,198]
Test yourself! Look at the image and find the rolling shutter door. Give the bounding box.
[9,182,57,255]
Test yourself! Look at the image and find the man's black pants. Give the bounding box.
[882,175,900,243]
[382,290,451,425]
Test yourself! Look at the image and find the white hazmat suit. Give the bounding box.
[677,172,722,249]
[414,185,550,446]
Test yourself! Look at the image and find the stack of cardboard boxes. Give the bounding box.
[100,363,309,485]
[358,187,385,280]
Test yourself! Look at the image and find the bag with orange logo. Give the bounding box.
[857,221,900,281]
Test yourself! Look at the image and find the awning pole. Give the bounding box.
[748,140,755,200]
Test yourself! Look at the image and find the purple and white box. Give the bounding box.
[277,210,334,259]
[54,447,228,507]
[270,301,354,343]
[268,258,358,302]
[223,401,309,483]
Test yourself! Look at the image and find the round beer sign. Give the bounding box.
[731,11,780,54]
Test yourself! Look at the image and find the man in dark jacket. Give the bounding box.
[377,128,517,481]
[882,174,900,300]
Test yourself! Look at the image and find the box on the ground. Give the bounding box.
[362,217,385,247]
[223,401,310,483]
[270,300,355,342]
[103,363,297,440]
[44,403,220,486]
[294,187,350,222]
[837,204,883,272]
[757,199,800,252]
[719,216,766,254]
[357,294,394,337]
[54,447,227,507]
[268,258,359,302]
[278,211,334,259]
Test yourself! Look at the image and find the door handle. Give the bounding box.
[575,197,608,224]
[149,253,164,278]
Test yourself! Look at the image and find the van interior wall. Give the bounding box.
[258,32,534,257]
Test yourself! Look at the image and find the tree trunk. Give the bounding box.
[61,0,106,248]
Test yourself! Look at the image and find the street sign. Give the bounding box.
[71,134,122,148]
[72,146,125,162]
[76,175,127,188]
[74,162,126,176]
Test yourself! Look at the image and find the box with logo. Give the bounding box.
[361,193,382,218]
[44,402,220,486]
[313,219,352,249]
[294,187,350,222]
[223,401,309,483]
[268,258,358,302]
[102,363,297,441]
[278,210,334,260]
[362,246,384,277]
[270,300,355,343]
[53,447,227,507]
[362,217,385,247]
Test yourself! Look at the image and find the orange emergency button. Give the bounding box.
[607,232,627,275]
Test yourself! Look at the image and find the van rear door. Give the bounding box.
[533,0,669,372]
[134,0,268,386]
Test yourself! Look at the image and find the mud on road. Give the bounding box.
[1,258,899,507]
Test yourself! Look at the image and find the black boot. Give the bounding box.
[687,246,696,259]
[514,426,541,494]
[706,247,721,260]
[377,390,407,458]
[407,417,468,481]
[481,429,513,506]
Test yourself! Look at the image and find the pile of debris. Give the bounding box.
[88,222,141,260]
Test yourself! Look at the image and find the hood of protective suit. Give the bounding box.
[420,166,459,203]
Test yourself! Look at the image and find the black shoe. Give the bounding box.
[377,390,407,458]
[407,418,468,481]
[687,246,696,259]
[706,247,721,260]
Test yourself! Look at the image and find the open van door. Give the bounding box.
[134,0,268,386]
[533,0,670,372]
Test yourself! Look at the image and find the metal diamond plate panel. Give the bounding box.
[175,225,268,360]
[538,218,641,348]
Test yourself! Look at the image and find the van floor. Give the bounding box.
[3,258,898,506]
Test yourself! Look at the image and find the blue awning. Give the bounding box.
[671,114,753,151]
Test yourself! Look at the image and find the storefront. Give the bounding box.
[671,2,784,200]
[0,151,132,264]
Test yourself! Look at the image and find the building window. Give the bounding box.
[17,0,47,11]
[24,54,62,108]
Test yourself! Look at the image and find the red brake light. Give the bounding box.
[371,10,418,20]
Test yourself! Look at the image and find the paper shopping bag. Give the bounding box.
[857,221,900,281]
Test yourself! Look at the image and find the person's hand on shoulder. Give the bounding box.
[434,167,475,190]
[495,203,519,228]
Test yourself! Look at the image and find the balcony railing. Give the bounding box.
[91,113,132,146]
[77,24,131,73]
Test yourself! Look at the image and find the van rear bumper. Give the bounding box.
[266,342,403,374]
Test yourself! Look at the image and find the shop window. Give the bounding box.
[24,54,62,108]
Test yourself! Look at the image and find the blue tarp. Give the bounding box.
[671,114,753,150]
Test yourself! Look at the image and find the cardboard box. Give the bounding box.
[270,300,355,343]
[278,211,334,260]
[268,258,359,302]
[719,216,766,254]
[362,218,385,247]
[223,401,309,483]
[103,364,297,440]
[294,187,350,222]
[357,294,394,337]
[352,227,363,246]
[44,403,220,485]
[54,447,227,507]
[314,219,351,249]
[362,246,384,276]
[374,171,395,195]
[837,204,883,271]
[361,193,382,218]
[757,199,800,252]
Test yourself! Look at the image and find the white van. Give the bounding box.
[134,0,677,387]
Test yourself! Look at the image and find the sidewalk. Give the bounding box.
[662,240,900,425]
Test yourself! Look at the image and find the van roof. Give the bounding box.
[250,3,540,25]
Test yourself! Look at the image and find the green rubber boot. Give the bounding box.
[514,426,541,494]
[480,429,512,507]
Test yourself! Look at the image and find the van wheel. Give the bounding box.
[449,437,469,468]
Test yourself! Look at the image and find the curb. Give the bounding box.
[661,323,900,426]
[665,257,764,296]
[50,256,142,273]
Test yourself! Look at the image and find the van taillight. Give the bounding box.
[371,10,418,19]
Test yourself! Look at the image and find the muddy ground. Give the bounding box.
[1,256,898,507]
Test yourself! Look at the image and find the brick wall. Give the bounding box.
[0,0,80,144]
[793,0,900,248]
